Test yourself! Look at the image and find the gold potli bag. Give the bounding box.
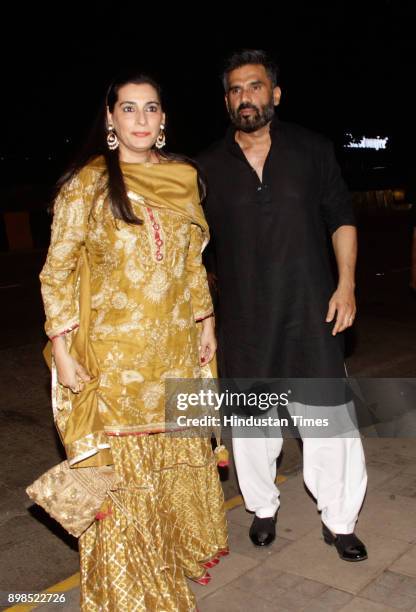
[26,461,118,537]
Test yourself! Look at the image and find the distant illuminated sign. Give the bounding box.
[344,133,389,151]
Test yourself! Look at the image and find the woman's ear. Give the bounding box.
[106,106,113,128]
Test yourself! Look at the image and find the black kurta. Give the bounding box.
[197,118,355,379]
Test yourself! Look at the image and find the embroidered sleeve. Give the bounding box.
[39,172,91,338]
[186,224,214,322]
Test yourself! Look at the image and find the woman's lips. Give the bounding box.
[132,131,151,137]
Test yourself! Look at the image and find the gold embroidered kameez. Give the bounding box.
[40,158,228,611]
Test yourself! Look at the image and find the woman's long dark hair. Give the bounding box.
[55,71,206,225]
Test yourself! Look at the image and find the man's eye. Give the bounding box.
[253,84,261,90]
[146,106,158,112]
[123,106,135,112]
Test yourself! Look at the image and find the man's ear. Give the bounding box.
[273,86,282,107]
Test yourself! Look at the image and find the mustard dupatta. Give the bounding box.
[90,157,209,240]
[44,246,112,467]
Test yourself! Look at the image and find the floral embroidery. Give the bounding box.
[111,291,128,309]
[140,382,164,410]
[121,370,145,385]
[143,268,169,303]
[124,258,144,285]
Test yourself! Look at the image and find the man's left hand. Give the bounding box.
[326,285,356,336]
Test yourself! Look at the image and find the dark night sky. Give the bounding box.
[1,0,415,183]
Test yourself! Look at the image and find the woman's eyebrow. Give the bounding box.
[119,100,161,105]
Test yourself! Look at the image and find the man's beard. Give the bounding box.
[229,99,275,133]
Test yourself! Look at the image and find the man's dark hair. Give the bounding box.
[222,49,280,91]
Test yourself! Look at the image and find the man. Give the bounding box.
[197,49,368,561]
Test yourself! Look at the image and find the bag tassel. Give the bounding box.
[214,443,229,467]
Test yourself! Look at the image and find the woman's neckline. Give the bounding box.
[120,160,161,166]
[119,154,177,166]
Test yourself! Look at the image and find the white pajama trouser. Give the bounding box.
[232,401,368,534]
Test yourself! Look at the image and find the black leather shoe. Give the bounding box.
[249,514,277,547]
[322,523,368,562]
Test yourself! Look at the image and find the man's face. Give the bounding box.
[225,64,281,133]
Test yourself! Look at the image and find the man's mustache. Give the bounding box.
[237,103,259,113]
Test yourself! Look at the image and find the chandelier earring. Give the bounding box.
[155,123,166,149]
[106,125,119,151]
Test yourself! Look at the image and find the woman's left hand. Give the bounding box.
[199,316,217,365]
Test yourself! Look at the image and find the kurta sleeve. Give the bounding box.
[320,141,356,235]
[186,223,214,322]
[39,172,91,338]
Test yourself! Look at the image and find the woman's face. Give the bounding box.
[107,82,165,162]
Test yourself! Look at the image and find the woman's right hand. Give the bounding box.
[52,336,91,393]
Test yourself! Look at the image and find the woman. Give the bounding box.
[39,71,228,611]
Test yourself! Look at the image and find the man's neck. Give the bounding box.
[235,122,272,150]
